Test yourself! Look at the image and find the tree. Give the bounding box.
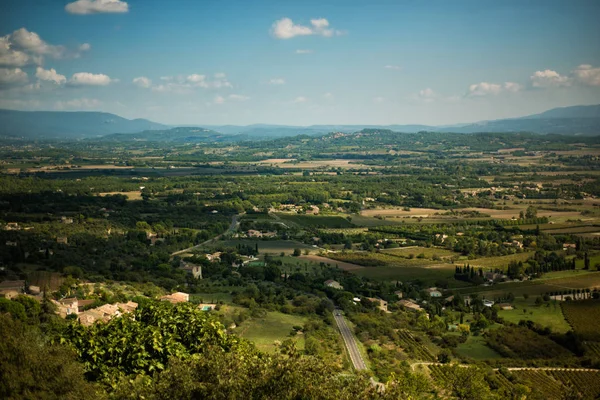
[0,315,103,400]
[293,248,301,257]
[438,365,493,400]
[525,206,537,219]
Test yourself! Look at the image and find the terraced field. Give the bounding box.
[397,329,436,361]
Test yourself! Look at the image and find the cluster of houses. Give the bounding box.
[51,297,139,326]
[321,278,511,318]
[269,204,323,214]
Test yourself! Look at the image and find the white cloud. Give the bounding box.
[467,81,522,96]
[268,78,285,85]
[0,67,28,87]
[69,72,113,86]
[9,28,65,58]
[0,28,86,66]
[373,96,385,103]
[572,64,600,87]
[503,82,522,92]
[186,74,206,84]
[468,82,502,96]
[65,0,129,14]
[36,67,66,84]
[184,73,232,88]
[229,94,249,101]
[146,73,231,93]
[323,92,334,100]
[419,88,436,98]
[211,74,232,88]
[530,69,570,88]
[214,95,226,105]
[384,65,401,70]
[133,76,152,88]
[295,49,313,54]
[271,17,344,39]
[54,98,102,110]
[293,96,308,103]
[0,36,31,67]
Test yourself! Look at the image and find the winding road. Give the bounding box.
[333,311,367,371]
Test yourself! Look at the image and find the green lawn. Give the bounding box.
[498,298,571,333]
[455,334,503,360]
[233,312,308,353]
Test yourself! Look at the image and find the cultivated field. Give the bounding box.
[561,299,600,341]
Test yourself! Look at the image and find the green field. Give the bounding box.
[208,239,314,255]
[354,265,455,285]
[457,270,600,298]
[454,334,503,360]
[342,214,405,227]
[328,251,458,285]
[233,311,309,353]
[498,298,571,333]
[562,299,600,341]
[381,246,459,259]
[574,253,600,269]
[454,252,536,269]
[276,214,355,228]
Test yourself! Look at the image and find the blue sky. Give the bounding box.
[1,0,599,125]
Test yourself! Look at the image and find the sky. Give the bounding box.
[1,0,600,126]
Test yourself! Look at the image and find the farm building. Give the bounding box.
[483,299,495,307]
[324,279,343,290]
[52,298,79,318]
[398,299,422,312]
[366,297,389,312]
[160,292,189,304]
[181,261,203,279]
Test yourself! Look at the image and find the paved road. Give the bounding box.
[333,311,367,371]
[171,214,240,257]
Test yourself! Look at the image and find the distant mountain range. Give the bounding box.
[99,127,245,143]
[0,104,599,140]
[0,109,167,139]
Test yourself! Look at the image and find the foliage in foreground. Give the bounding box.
[1,301,435,399]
